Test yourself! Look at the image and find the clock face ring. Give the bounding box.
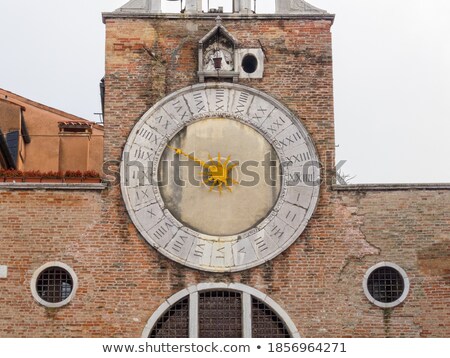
[121,83,320,272]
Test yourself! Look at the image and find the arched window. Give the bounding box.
[142,283,300,338]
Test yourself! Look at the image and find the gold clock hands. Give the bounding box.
[168,145,238,193]
[223,154,239,186]
[168,145,209,169]
[223,154,231,166]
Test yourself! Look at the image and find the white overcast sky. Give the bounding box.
[0,0,449,184]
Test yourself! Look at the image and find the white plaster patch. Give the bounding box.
[0,266,7,278]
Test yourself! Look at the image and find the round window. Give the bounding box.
[31,262,78,308]
[242,54,258,74]
[363,262,409,308]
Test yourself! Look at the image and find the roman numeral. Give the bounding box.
[172,236,187,253]
[147,208,156,218]
[155,115,171,130]
[135,187,150,201]
[216,90,225,111]
[252,106,269,123]
[134,147,153,161]
[287,151,310,164]
[193,92,206,113]
[255,236,268,252]
[286,172,314,185]
[252,112,262,122]
[303,173,314,184]
[279,132,302,147]
[287,172,301,184]
[138,128,158,146]
[257,106,267,115]
[215,247,225,259]
[271,225,284,239]
[235,92,249,115]
[267,117,286,133]
[194,244,205,258]
[138,128,152,140]
[173,100,188,120]
[285,210,297,223]
[153,222,173,241]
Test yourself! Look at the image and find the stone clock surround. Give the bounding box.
[121,83,320,273]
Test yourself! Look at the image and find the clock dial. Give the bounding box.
[121,83,320,272]
[159,117,281,237]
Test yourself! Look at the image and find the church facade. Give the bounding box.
[0,0,449,338]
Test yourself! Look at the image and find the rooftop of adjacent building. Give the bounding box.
[0,88,104,174]
[0,88,102,129]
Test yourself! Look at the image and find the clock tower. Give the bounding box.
[103,0,335,337]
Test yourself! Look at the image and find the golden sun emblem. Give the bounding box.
[168,146,239,194]
[203,152,239,193]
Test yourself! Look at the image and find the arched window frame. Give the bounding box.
[142,283,300,338]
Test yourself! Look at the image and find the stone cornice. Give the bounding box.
[0,183,107,191]
[102,12,335,24]
[333,183,450,192]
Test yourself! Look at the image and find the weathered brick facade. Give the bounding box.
[0,10,448,338]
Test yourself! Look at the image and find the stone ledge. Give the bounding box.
[102,12,335,23]
[332,183,450,192]
[0,183,107,191]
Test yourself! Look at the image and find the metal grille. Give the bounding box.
[252,297,291,338]
[36,267,73,303]
[199,291,242,338]
[149,297,189,338]
[368,266,405,303]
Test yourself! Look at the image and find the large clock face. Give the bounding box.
[159,117,281,237]
[121,83,320,272]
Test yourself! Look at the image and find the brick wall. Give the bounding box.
[1,186,448,337]
[103,17,335,178]
[0,15,448,338]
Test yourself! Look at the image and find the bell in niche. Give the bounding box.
[198,17,239,82]
[213,51,223,70]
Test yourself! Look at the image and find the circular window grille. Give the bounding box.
[30,262,78,308]
[143,283,300,338]
[242,54,258,74]
[363,262,409,308]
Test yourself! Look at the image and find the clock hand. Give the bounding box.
[168,145,238,193]
[168,145,209,169]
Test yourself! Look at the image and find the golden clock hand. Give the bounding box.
[168,145,209,168]
[169,146,238,193]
